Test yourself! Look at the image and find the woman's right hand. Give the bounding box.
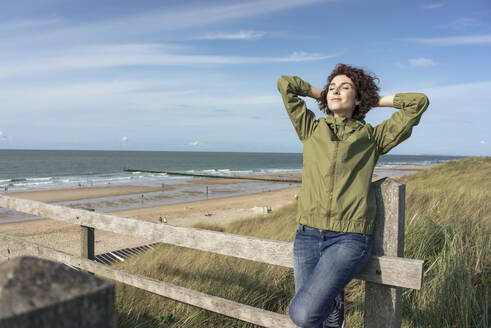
[307,85,322,100]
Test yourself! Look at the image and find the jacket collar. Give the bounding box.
[325,115,365,129]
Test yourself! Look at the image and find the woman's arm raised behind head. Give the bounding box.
[372,93,430,155]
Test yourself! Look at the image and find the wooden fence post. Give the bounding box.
[81,226,94,260]
[81,208,95,262]
[364,178,405,328]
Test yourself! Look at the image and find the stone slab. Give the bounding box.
[0,256,114,328]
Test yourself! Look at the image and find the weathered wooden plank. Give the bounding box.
[0,232,296,328]
[0,194,423,289]
[365,178,405,328]
[357,256,423,290]
[81,225,95,275]
[81,226,95,260]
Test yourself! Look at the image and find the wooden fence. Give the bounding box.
[0,177,423,327]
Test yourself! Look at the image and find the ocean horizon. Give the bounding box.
[0,149,466,192]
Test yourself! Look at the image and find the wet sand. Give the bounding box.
[10,185,162,203]
[374,164,435,172]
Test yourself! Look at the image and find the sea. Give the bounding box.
[0,150,465,192]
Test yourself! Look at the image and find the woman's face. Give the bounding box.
[327,74,360,117]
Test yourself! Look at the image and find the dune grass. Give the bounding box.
[115,156,490,327]
[396,157,490,328]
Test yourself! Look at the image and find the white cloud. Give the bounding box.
[423,3,445,9]
[0,71,285,119]
[409,57,438,67]
[0,44,335,79]
[0,18,62,32]
[96,0,325,34]
[410,34,491,46]
[197,30,264,40]
[421,81,491,100]
[408,81,491,143]
[189,141,200,146]
[0,79,197,113]
[480,140,486,145]
[440,18,484,30]
[0,0,325,49]
[0,129,8,141]
[374,80,491,131]
[121,136,128,142]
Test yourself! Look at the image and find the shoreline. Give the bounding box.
[1,164,433,203]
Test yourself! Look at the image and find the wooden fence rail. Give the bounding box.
[0,177,423,328]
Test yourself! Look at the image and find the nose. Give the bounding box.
[329,86,341,95]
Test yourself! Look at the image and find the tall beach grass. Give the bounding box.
[115,156,490,327]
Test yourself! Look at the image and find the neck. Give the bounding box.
[332,110,353,119]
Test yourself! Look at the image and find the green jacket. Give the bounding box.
[277,76,429,234]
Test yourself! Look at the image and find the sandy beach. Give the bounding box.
[0,185,299,262]
[0,165,431,262]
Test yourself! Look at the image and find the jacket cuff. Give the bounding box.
[393,93,404,109]
[296,77,312,97]
[278,75,311,97]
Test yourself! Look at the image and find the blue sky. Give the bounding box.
[0,0,490,156]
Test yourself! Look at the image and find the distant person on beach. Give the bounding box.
[278,63,429,328]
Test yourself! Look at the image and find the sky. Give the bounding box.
[0,0,490,156]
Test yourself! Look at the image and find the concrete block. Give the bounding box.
[0,256,115,328]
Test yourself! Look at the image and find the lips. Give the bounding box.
[330,98,342,101]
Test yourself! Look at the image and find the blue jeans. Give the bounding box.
[288,224,372,328]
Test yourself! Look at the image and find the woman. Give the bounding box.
[277,63,429,328]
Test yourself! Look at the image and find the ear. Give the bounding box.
[355,98,361,106]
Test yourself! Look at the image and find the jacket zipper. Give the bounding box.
[326,139,339,221]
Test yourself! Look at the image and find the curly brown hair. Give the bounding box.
[318,63,380,120]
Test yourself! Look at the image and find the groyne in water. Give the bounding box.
[124,169,302,183]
